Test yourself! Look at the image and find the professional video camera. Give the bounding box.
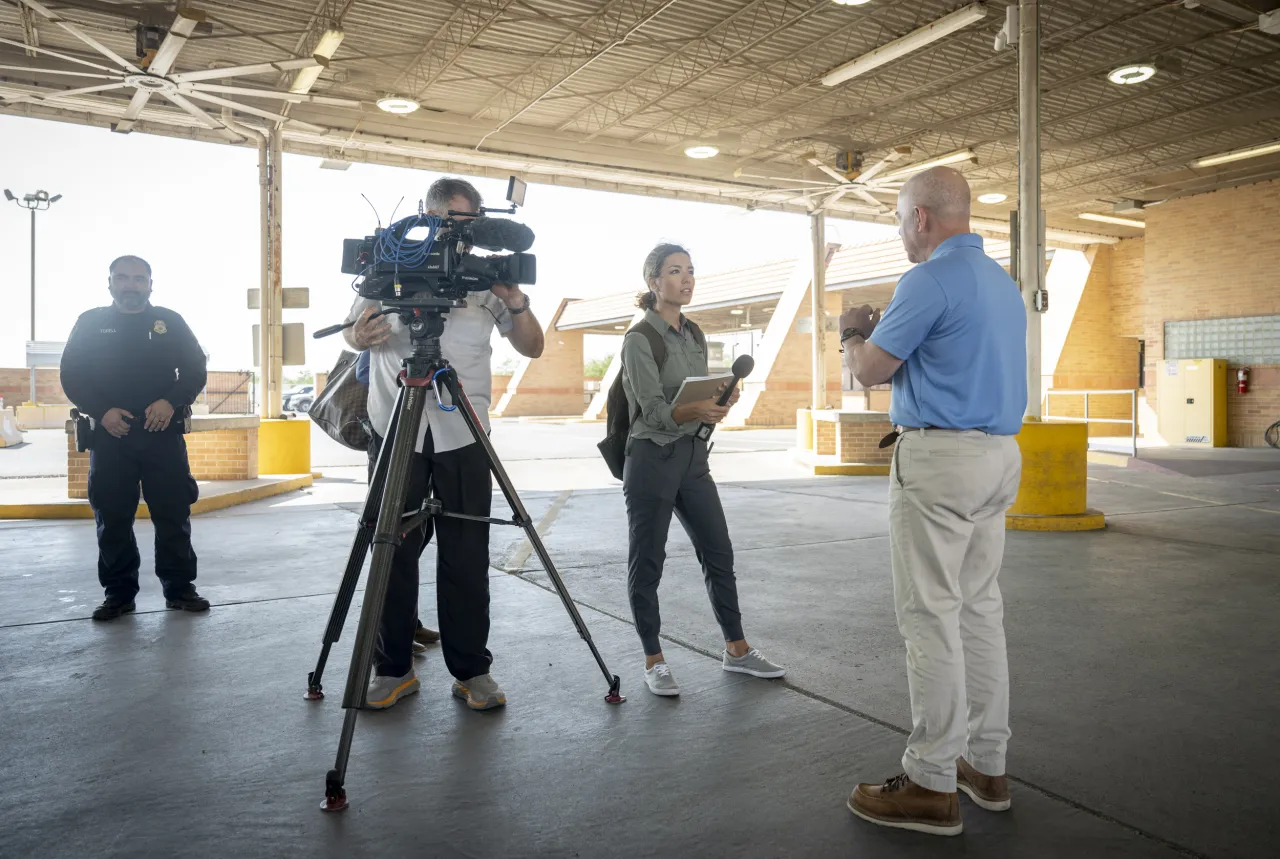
[340,176,536,303]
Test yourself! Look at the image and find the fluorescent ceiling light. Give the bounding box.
[614,325,626,330]
[289,28,343,94]
[831,0,873,5]
[739,323,752,328]
[1107,64,1155,85]
[822,3,988,87]
[319,158,351,170]
[313,28,345,59]
[730,308,744,315]
[684,144,719,159]
[1191,139,1280,168]
[1078,212,1145,228]
[977,192,1007,204]
[878,149,976,182]
[377,94,420,114]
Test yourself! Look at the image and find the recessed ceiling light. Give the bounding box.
[977,192,1007,204]
[1078,212,1145,228]
[730,308,744,315]
[377,94,420,114]
[684,144,719,159]
[1107,64,1155,85]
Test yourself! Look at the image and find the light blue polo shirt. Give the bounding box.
[868,233,1028,436]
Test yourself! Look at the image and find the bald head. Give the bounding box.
[895,166,972,263]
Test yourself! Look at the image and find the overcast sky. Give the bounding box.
[0,114,896,374]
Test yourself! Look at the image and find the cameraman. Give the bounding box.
[343,177,544,711]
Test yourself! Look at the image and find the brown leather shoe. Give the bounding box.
[847,773,963,836]
[956,757,1011,811]
[413,625,441,649]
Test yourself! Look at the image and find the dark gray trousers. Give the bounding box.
[622,435,744,656]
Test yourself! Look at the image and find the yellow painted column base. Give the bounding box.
[1006,509,1106,532]
[259,417,311,475]
[1008,419,1105,531]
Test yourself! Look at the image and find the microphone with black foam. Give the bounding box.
[465,216,535,252]
[695,354,754,443]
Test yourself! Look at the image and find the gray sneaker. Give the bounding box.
[643,661,680,696]
[723,648,786,679]
[452,673,506,710]
[366,671,419,709]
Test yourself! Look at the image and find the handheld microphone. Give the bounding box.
[695,354,754,443]
[465,217,535,252]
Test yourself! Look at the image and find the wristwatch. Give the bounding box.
[839,327,865,352]
[508,296,528,315]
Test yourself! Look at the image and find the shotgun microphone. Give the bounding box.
[695,354,754,443]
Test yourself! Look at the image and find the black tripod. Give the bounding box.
[306,300,624,813]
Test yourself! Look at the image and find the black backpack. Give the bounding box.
[596,316,706,481]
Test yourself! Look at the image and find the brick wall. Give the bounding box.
[813,412,894,464]
[746,286,843,426]
[66,427,258,499]
[1141,179,1280,445]
[1051,246,1141,437]
[0,368,66,405]
[1109,238,1145,339]
[492,307,586,417]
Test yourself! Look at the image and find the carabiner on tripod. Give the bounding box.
[432,368,457,411]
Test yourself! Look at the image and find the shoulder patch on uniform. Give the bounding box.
[153,319,167,335]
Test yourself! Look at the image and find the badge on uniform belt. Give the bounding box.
[153,319,167,335]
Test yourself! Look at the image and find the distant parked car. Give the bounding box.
[292,394,314,413]
[282,384,313,411]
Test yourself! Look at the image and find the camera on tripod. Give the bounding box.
[340,176,536,304]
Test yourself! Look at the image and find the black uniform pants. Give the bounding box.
[623,435,743,656]
[87,427,199,601]
[371,429,493,682]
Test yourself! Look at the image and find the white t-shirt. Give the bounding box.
[344,292,514,454]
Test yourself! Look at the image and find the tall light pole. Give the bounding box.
[4,189,62,406]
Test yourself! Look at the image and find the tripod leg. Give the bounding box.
[306,386,405,700]
[323,385,427,812]
[443,372,625,705]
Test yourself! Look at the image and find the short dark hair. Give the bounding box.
[109,255,152,277]
[636,242,690,310]
[425,177,482,214]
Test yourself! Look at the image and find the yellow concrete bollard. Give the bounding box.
[1006,420,1105,531]
[258,417,311,475]
[796,408,815,452]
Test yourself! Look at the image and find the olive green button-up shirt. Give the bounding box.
[620,309,709,449]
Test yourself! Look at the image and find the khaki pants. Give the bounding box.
[888,428,1022,793]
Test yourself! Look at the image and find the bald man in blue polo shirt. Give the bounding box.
[839,166,1027,836]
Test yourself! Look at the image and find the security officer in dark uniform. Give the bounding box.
[60,255,210,621]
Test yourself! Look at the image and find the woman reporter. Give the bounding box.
[620,243,785,697]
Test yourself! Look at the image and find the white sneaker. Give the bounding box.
[366,671,419,709]
[722,648,786,679]
[644,661,680,696]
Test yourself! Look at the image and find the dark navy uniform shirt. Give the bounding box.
[60,304,208,431]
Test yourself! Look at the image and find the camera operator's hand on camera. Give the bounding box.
[144,399,174,432]
[102,407,134,438]
[490,283,528,311]
[351,306,392,349]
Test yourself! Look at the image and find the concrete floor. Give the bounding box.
[2,434,1278,859]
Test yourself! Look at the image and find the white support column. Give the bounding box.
[810,208,827,412]
[259,127,285,418]
[1018,0,1044,419]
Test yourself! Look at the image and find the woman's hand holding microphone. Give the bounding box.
[673,382,740,425]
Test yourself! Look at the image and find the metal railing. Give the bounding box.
[1044,389,1139,458]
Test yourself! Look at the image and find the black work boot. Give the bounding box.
[165,587,210,612]
[92,597,136,621]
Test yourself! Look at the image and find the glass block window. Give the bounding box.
[1163,315,1280,364]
